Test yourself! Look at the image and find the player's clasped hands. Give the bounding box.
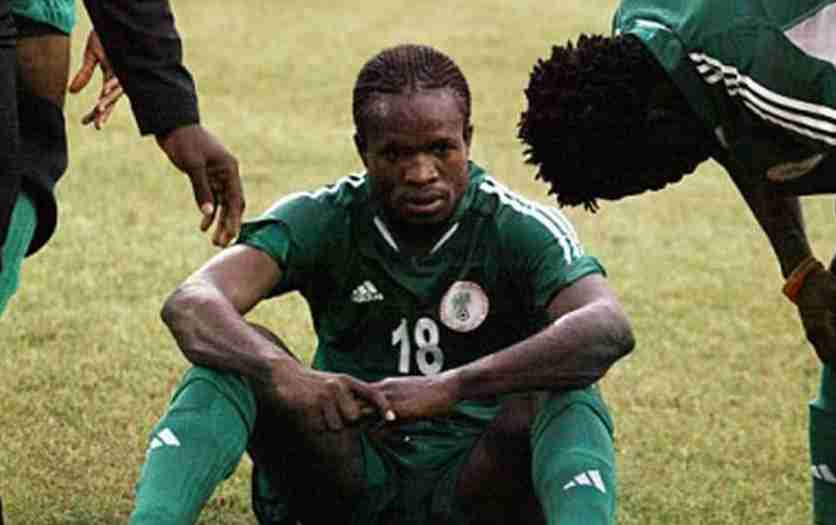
[371,373,459,421]
[269,368,395,433]
[795,265,836,364]
[263,365,463,432]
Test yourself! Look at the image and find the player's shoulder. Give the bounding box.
[469,168,582,249]
[473,172,566,226]
[260,172,368,221]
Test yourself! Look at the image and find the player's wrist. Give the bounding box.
[783,255,824,304]
[251,353,303,396]
[441,367,472,403]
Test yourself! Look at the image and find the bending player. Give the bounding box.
[518,1,836,523]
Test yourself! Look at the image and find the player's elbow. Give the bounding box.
[610,314,635,360]
[598,302,636,365]
[160,280,216,334]
[161,285,190,329]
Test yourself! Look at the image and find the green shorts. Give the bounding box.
[0,191,37,315]
[252,386,613,525]
[10,0,75,34]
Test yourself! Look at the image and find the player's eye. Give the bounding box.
[379,149,399,163]
[430,142,453,156]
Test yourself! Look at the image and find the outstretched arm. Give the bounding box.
[81,1,244,247]
[374,274,635,419]
[726,162,836,363]
[726,164,813,278]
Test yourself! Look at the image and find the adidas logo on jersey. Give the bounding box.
[812,464,836,484]
[351,281,384,303]
[147,427,181,454]
[563,470,607,493]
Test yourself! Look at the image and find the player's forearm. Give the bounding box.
[447,299,634,400]
[160,282,300,386]
[727,169,813,277]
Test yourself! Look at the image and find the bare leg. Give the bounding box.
[455,393,546,525]
[456,389,617,525]
[16,32,69,109]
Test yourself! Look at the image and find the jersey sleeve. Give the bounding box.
[82,0,199,136]
[688,7,836,150]
[617,1,836,150]
[237,192,345,297]
[498,202,605,310]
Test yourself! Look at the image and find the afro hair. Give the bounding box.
[519,34,714,211]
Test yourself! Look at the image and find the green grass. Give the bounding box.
[0,0,826,523]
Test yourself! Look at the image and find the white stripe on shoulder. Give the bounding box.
[310,174,366,199]
[633,18,672,33]
[689,52,836,145]
[270,174,365,209]
[740,78,836,138]
[478,177,581,264]
[541,206,584,257]
[742,99,836,145]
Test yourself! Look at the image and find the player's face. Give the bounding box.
[642,82,714,174]
[359,89,472,227]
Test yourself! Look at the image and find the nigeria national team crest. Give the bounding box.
[440,281,489,332]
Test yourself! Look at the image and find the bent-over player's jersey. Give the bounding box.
[614,0,836,191]
[238,162,604,423]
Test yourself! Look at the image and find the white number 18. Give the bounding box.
[392,317,444,375]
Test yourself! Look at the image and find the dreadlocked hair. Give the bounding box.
[518,34,710,212]
[353,44,471,142]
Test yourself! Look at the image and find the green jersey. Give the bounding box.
[238,162,604,422]
[11,0,75,34]
[614,0,836,188]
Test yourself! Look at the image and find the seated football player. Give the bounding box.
[518,1,836,523]
[128,43,635,525]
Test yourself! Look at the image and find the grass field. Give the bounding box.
[0,1,830,523]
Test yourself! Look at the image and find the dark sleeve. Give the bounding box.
[81,0,200,136]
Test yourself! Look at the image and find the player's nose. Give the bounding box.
[403,153,438,185]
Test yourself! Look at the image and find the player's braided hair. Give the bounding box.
[518,34,714,211]
[353,44,471,142]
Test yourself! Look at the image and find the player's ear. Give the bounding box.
[354,132,369,167]
[463,124,474,148]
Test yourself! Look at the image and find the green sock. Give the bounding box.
[531,390,617,525]
[129,367,257,525]
[811,365,836,525]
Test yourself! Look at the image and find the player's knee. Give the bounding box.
[174,367,258,432]
[484,393,541,453]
